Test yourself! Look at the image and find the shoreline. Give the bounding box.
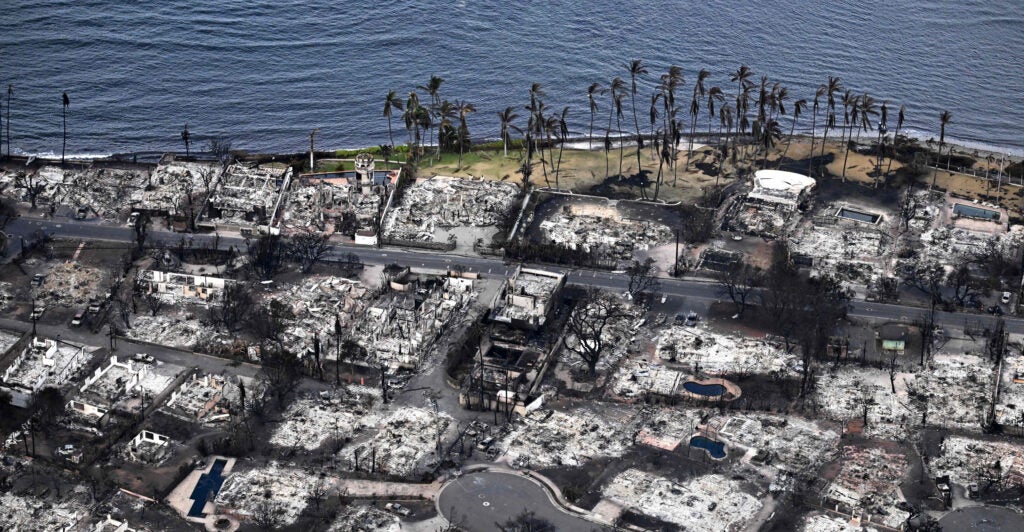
[3,132,1022,167]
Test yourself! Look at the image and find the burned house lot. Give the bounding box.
[2,144,1024,532]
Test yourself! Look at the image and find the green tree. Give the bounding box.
[417,75,445,159]
[932,110,953,188]
[687,68,710,170]
[456,99,476,169]
[626,59,648,175]
[382,89,404,151]
[780,98,807,165]
[818,76,843,173]
[497,106,518,158]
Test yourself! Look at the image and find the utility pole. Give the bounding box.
[309,128,320,172]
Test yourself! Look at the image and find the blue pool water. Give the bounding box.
[188,458,228,517]
[689,436,726,459]
[953,203,1000,220]
[683,381,727,397]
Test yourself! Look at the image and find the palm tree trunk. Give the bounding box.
[617,114,624,178]
[885,126,899,177]
[808,110,817,177]
[841,122,853,182]
[62,107,67,165]
[555,141,564,189]
[780,119,798,169]
[632,92,643,178]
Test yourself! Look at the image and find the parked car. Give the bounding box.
[383,502,411,517]
[30,274,44,288]
[1001,291,1012,304]
[126,212,140,227]
[30,306,45,320]
[87,299,104,313]
[132,353,155,364]
[74,206,89,220]
[71,310,85,326]
[987,305,1004,316]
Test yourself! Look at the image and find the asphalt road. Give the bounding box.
[6,215,1024,335]
[437,471,607,532]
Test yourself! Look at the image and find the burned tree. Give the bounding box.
[257,343,303,406]
[143,292,164,316]
[563,289,626,377]
[947,263,984,307]
[715,260,763,318]
[247,234,284,280]
[15,171,46,210]
[915,305,939,366]
[289,230,331,273]
[625,257,660,301]
[248,299,293,345]
[211,282,254,331]
[498,510,555,532]
[896,187,920,233]
[132,211,150,253]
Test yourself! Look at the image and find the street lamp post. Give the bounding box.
[309,128,320,172]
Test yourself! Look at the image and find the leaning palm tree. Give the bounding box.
[932,110,953,188]
[554,107,570,189]
[626,59,648,174]
[648,92,661,160]
[818,76,843,173]
[587,83,604,150]
[780,98,807,166]
[615,91,626,178]
[839,91,858,182]
[497,106,518,158]
[61,92,70,164]
[382,90,404,150]
[884,105,906,177]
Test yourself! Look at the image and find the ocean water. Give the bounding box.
[1,0,1021,157]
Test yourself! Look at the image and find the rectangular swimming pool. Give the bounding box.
[836,207,881,224]
[954,203,1000,220]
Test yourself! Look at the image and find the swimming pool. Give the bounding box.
[689,436,727,459]
[953,203,1000,221]
[836,207,881,224]
[682,381,727,397]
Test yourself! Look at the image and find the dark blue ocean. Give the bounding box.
[1,0,1021,157]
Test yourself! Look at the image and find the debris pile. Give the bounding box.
[930,436,1024,489]
[215,462,311,526]
[603,469,762,531]
[635,407,705,450]
[269,387,380,451]
[798,513,863,532]
[339,407,453,477]
[126,314,231,350]
[383,177,519,242]
[34,262,108,307]
[791,222,889,282]
[499,405,639,468]
[655,326,797,375]
[907,353,995,431]
[0,491,89,531]
[207,163,290,226]
[133,159,220,214]
[272,276,372,347]
[539,207,671,260]
[562,299,644,374]
[815,368,918,439]
[709,414,840,473]
[327,506,400,532]
[54,166,148,219]
[996,354,1024,427]
[824,445,909,528]
[282,178,382,235]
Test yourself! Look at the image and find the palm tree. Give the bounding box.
[497,107,518,158]
[807,87,824,177]
[605,77,625,176]
[382,90,403,150]
[456,100,476,169]
[885,105,906,177]
[706,86,723,152]
[729,66,754,155]
[626,59,648,175]
[818,76,843,174]
[932,110,953,188]
[857,93,878,149]
[875,100,889,177]
[417,75,444,158]
[404,92,423,161]
[180,123,191,159]
[587,82,604,150]
[760,119,782,168]
[686,69,710,170]
[780,99,807,165]
[555,106,570,189]
[648,92,661,160]
[839,90,857,182]
[615,90,626,179]
[61,92,70,164]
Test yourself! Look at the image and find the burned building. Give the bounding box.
[490,266,566,330]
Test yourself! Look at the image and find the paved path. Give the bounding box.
[437,471,609,532]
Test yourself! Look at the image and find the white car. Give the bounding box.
[383,502,411,516]
[126,212,140,226]
[1001,291,1012,304]
[132,353,155,364]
